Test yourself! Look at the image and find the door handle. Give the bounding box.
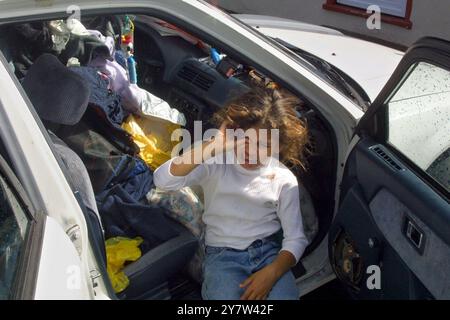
[404,218,426,254]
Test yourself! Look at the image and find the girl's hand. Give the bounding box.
[239,250,296,300]
[239,264,279,300]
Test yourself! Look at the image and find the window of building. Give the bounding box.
[323,0,413,29]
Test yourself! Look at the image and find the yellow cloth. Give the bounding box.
[122,114,180,170]
[105,236,143,293]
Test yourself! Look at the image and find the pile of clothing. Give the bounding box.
[10,16,205,283]
[9,16,185,122]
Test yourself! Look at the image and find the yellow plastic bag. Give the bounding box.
[105,236,144,293]
[122,114,180,170]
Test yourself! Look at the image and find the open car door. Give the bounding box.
[0,52,95,300]
[329,37,450,300]
[0,150,91,300]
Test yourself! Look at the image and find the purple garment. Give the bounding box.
[89,56,142,113]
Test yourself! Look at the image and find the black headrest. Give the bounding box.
[22,54,90,126]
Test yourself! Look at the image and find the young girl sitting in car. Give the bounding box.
[154,87,309,300]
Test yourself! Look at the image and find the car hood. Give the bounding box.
[235,14,404,102]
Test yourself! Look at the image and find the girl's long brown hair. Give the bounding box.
[213,87,310,169]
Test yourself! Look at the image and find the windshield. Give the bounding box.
[273,37,371,110]
[206,2,371,110]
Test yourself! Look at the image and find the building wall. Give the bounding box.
[216,0,450,47]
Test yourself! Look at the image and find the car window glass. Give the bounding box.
[0,175,30,299]
[387,61,450,192]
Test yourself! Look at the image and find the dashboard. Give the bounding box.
[134,20,249,131]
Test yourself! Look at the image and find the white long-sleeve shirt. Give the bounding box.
[153,154,309,262]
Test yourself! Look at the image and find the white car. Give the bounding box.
[0,0,449,300]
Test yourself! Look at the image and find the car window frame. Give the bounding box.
[0,152,45,300]
[376,51,450,201]
[386,61,450,173]
[0,46,120,300]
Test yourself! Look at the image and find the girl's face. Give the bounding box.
[233,126,274,170]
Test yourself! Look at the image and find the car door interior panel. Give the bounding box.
[330,137,449,299]
[370,188,450,299]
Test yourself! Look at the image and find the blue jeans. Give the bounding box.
[201,238,299,300]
